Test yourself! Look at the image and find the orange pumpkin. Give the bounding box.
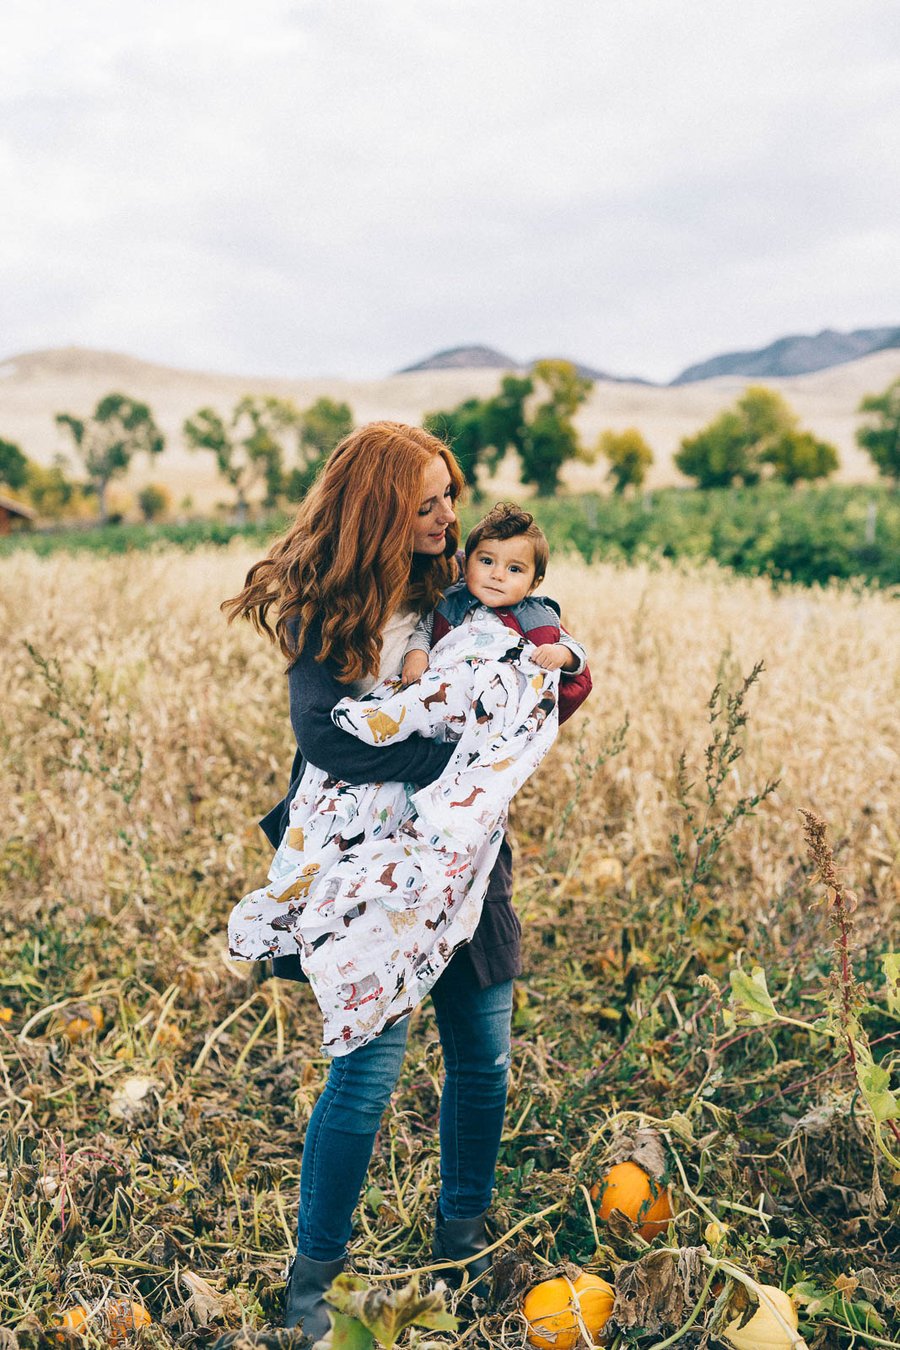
[54,1299,151,1344]
[62,1005,104,1043]
[590,1161,673,1241]
[523,1273,615,1350]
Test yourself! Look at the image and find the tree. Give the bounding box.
[137,483,171,521]
[56,393,164,521]
[479,374,533,474]
[531,359,593,419]
[518,360,594,496]
[737,385,796,447]
[424,399,490,493]
[24,459,78,518]
[184,396,300,519]
[598,427,654,494]
[763,430,839,485]
[675,385,806,488]
[676,411,761,488]
[0,439,28,491]
[519,406,584,496]
[286,398,354,500]
[856,376,900,483]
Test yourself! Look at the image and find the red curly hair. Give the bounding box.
[222,421,465,681]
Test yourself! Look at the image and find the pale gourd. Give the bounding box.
[722,1285,798,1350]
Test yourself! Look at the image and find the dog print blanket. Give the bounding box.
[227,615,559,1055]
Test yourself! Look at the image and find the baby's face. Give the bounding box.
[465,535,539,608]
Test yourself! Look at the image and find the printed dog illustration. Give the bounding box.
[422,681,450,711]
[271,862,320,902]
[338,972,383,1010]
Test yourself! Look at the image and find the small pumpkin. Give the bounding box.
[54,1299,151,1344]
[590,1160,673,1241]
[523,1273,615,1350]
[62,1005,104,1043]
[722,1285,798,1350]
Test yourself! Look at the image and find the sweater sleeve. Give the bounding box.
[288,626,454,786]
[404,610,434,656]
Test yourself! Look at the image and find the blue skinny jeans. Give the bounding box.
[296,955,513,1260]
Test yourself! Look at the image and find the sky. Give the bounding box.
[2,0,899,383]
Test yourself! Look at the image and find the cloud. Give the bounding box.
[1,0,898,380]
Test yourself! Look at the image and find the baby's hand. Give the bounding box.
[530,643,572,671]
[401,649,430,685]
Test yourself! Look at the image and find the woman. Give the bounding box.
[224,423,587,1339]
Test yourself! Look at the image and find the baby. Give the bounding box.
[401,502,590,722]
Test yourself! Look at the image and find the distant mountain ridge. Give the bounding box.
[398,345,518,373]
[398,327,900,386]
[397,345,652,384]
[672,326,900,384]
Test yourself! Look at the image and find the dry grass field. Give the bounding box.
[1,547,898,1346]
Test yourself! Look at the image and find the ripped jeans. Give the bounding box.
[295,955,514,1260]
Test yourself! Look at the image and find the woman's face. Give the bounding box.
[411,455,456,555]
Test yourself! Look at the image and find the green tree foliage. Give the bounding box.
[137,483,171,521]
[763,430,839,485]
[286,397,354,500]
[518,360,594,496]
[56,393,164,521]
[676,410,755,488]
[425,377,534,497]
[184,396,300,518]
[423,399,489,493]
[24,459,78,518]
[856,376,900,483]
[428,366,590,499]
[479,374,534,473]
[675,385,837,488]
[0,439,28,491]
[532,359,593,419]
[598,427,654,494]
[738,384,796,446]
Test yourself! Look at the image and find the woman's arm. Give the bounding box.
[289,626,454,787]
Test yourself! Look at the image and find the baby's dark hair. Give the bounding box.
[464,502,549,581]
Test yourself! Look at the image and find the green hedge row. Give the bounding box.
[3,485,898,588]
[0,516,287,558]
[459,484,899,588]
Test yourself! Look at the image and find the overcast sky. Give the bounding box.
[2,0,898,382]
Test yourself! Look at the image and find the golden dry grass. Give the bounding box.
[1,548,898,1342]
[3,548,897,918]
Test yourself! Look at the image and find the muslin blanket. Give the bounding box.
[227,613,559,1054]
